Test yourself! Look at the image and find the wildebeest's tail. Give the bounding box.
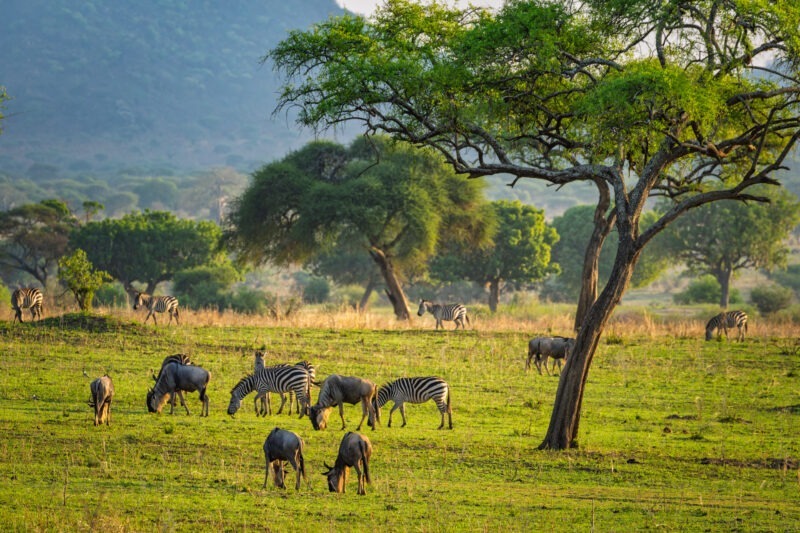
[298,441,307,482]
[361,440,371,484]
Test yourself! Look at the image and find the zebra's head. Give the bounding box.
[705,328,714,341]
[227,394,242,417]
[132,292,144,310]
[417,299,429,316]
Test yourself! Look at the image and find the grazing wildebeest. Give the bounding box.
[309,374,377,431]
[147,361,210,416]
[89,375,114,426]
[526,336,575,375]
[11,287,44,323]
[263,427,307,490]
[151,354,193,414]
[705,310,748,341]
[322,432,373,495]
[373,376,452,429]
[417,299,470,330]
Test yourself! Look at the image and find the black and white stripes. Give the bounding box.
[705,310,748,341]
[374,376,452,429]
[11,287,44,323]
[227,364,311,417]
[417,299,470,330]
[133,292,180,325]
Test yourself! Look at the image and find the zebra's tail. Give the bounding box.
[446,385,452,413]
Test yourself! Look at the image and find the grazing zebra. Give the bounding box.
[705,310,748,341]
[373,376,452,429]
[11,287,44,323]
[417,299,470,330]
[227,365,311,418]
[253,352,316,416]
[133,292,180,325]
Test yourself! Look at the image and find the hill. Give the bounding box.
[0,0,346,176]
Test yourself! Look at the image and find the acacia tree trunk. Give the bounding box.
[573,180,614,332]
[369,248,410,320]
[540,236,641,449]
[358,275,377,310]
[488,278,500,312]
[715,263,733,308]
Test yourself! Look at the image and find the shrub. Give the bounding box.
[93,282,128,307]
[302,276,330,304]
[750,284,794,315]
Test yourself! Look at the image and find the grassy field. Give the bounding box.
[0,308,798,532]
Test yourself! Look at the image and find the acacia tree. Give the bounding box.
[224,136,491,319]
[660,187,800,307]
[431,200,558,312]
[0,199,77,287]
[71,210,223,295]
[269,0,800,449]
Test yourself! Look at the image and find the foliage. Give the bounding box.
[660,188,800,307]
[750,283,794,314]
[430,200,558,311]
[93,281,128,308]
[0,321,798,530]
[71,210,223,294]
[0,199,78,287]
[673,275,743,305]
[767,264,800,297]
[546,206,672,301]
[172,263,243,311]
[299,276,330,304]
[57,248,112,311]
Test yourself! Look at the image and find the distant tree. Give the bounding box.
[71,210,223,294]
[547,206,672,301]
[673,274,742,305]
[58,248,112,312]
[660,189,800,308]
[750,284,794,315]
[0,199,77,287]
[431,200,558,312]
[80,201,104,223]
[0,86,8,135]
[224,136,491,320]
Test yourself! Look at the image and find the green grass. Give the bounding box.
[0,315,798,531]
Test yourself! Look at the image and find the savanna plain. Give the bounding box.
[0,306,798,532]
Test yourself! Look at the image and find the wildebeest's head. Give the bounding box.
[321,462,344,492]
[146,388,168,413]
[227,395,242,416]
[309,405,331,430]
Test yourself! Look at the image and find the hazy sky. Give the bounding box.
[336,0,505,16]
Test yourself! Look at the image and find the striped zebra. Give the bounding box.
[373,376,453,429]
[705,310,748,341]
[11,287,44,323]
[417,299,470,330]
[227,365,311,418]
[253,351,316,416]
[133,292,180,325]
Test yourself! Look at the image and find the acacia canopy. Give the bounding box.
[269,0,800,449]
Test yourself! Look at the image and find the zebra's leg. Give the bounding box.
[399,403,408,427]
[437,402,446,430]
[388,403,402,428]
[276,393,288,415]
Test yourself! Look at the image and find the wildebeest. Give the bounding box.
[147,361,210,416]
[526,336,575,375]
[89,375,114,426]
[322,432,373,495]
[263,427,307,490]
[309,374,377,431]
[151,354,193,414]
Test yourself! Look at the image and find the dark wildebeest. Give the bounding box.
[89,375,114,426]
[263,427,307,490]
[322,432,373,495]
[309,374,377,431]
[147,361,210,416]
[151,354,193,414]
[526,336,575,375]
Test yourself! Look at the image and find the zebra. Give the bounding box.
[373,376,453,429]
[227,365,311,418]
[11,287,44,323]
[253,351,316,416]
[705,310,748,341]
[133,292,180,325]
[417,299,470,330]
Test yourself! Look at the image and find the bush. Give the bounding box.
[750,284,794,314]
[227,287,268,314]
[172,264,242,310]
[674,275,742,305]
[302,277,330,304]
[93,282,128,307]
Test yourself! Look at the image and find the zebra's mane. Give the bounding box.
[230,373,255,393]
